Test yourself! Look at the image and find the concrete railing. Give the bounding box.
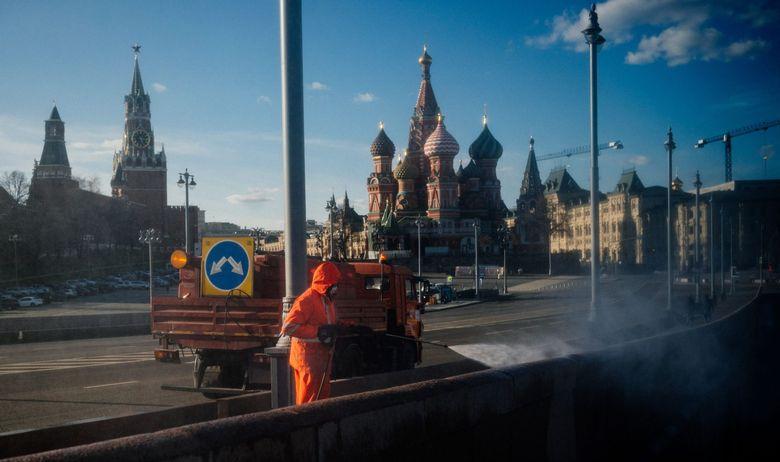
[9,291,778,461]
[0,312,150,344]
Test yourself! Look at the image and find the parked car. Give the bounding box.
[1,295,19,309]
[17,296,44,307]
[128,280,149,289]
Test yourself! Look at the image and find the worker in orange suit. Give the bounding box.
[281,261,342,404]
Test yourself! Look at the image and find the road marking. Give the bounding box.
[0,352,155,375]
[84,380,139,389]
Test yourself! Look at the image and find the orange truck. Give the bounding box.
[151,239,424,395]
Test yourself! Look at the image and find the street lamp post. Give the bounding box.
[720,203,725,297]
[138,229,160,310]
[729,220,734,295]
[325,197,337,260]
[582,3,605,323]
[694,171,702,304]
[499,224,510,295]
[82,234,95,277]
[8,234,21,287]
[415,217,423,278]
[177,169,196,254]
[664,127,676,313]
[473,220,480,298]
[709,196,715,300]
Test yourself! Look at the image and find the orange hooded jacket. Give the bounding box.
[281,261,341,403]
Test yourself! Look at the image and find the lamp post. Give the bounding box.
[729,220,734,295]
[473,220,480,298]
[82,234,94,277]
[414,216,423,277]
[176,169,196,254]
[498,224,510,295]
[8,234,21,288]
[325,197,337,260]
[694,171,702,304]
[664,127,676,313]
[138,229,160,310]
[582,3,605,323]
[720,203,725,297]
[709,195,715,300]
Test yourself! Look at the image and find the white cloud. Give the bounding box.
[353,92,377,103]
[309,81,329,91]
[257,95,271,105]
[152,82,167,93]
[526,0,771,66]
[226,187,279,204]
[627,155,649,166]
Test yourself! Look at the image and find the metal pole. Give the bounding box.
[416,218,422,277]
[267,0,306,409]
[729,220,734,295]
[582,4,604,323]
[709,196,714,300]
[184,176,190,254]
[548,226,553,277]
[148,239,153,310]
[503,239,507,295]
[759,223,764,284]
[719,203,724,297]
[694,171,701,304]
[12,236,19,288]
[328,209,334,259]
[665,128,675,313]
[474,221,479,298]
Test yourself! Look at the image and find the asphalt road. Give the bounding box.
[0,275,755,433]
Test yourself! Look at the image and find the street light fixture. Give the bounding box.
[498,223,511,295]
[694,171,702,304]
[664,127,676,313]
[414,216,424,278]
[325,197,337,260]
[139,228,161,310]
[473,220,481,298]
[177,169,196,254]
[8,234,21,288]
[582,3,605,323]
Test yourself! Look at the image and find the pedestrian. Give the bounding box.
[281,261,342,404]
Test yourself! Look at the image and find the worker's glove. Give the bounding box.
[317,324,339,345]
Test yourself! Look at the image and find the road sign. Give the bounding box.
[201,237,254,296]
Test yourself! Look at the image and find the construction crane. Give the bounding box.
[694,119,780,182]
[537,140,623,162]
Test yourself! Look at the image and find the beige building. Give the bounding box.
[544,167,687,270]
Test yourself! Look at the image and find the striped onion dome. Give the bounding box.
[369,125,395,157]
[468,123,503,160]
[393,152,419,180]
[423,116,459,158]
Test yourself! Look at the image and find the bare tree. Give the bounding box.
[0,171,30,205]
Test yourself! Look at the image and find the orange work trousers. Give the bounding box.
[293,364,332,404]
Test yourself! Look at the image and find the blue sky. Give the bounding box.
[1,0,778,229]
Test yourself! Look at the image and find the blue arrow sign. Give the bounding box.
[203,240,250,291]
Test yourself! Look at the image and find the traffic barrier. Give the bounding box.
[0,313,149,344]
[8,290,777,461]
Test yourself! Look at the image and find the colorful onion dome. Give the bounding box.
[369,123,395,158]
[393,151,419,180]
[423,115,459,158]
[468,122,503,160]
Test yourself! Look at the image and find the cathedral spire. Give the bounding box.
[520,136,543,198]
[131,43,145,96]
[414,45,439,118]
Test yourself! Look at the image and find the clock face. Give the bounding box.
[131,129,151,148]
